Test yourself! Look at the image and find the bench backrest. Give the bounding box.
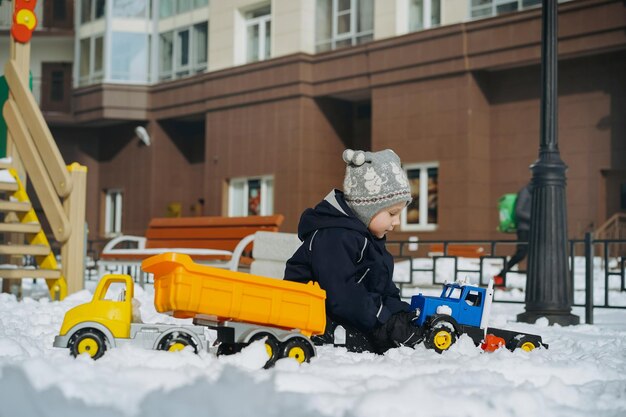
[145,215,284,252]
[429,243,485,258]
[250,231,302,279]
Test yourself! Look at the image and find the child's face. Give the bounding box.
[368,202,406,239]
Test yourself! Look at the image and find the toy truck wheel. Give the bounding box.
[157,331,198,354]
[424,325,457,354]
[249,333,281,369]
[216,343,245,356]
[69,329,107,360]
[507,336,538,352]
[280,337,314,365]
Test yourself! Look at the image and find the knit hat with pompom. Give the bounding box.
[342,149,412,227]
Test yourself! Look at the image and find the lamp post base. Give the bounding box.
[517,310,580,326]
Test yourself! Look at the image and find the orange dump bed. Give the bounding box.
[142,253,326,336]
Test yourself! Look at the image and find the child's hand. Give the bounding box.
[370,311,423,351]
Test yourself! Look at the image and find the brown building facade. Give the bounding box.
[48,0,626,244]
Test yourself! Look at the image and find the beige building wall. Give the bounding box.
[375,0,410,40]
[442,0,468,25]
[209,0,316,72]
[273,0,316,56]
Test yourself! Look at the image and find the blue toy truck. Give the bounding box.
[410,279,546,353]
[319,279,546,354]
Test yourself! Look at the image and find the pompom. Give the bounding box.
[342,149,355,164]
[352,151,366,166]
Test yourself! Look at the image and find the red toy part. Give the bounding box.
[11,0,38,44]
[481,334,506,352]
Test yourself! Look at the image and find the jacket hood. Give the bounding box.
[297,190,370,240]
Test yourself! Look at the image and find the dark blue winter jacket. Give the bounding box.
[284,190,410,332]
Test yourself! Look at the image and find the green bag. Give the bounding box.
[497,193,518,233]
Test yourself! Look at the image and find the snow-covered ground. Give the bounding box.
[1,259,625,417]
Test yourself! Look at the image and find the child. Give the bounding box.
[284,149,422,353]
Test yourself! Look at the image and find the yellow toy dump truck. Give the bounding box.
[54,253,326,367]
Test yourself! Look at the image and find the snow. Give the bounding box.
[1,261,626,417]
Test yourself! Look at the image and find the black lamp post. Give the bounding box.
[517,0,579,325]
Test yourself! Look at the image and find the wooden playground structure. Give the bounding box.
[1,0,86,300]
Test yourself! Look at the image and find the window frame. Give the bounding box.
[78,34,105,86]
[408,0,441,32]
[104,189,123,237]
[228,176,274,217]
[470,0,542,20]
[80,0,106,24]
[245,7,272,63]
[175,28,191,78]
[401,162,439,232]
[316,0,374,52]
[160,0,210,18]
[158,22,208,81]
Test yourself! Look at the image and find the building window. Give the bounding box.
[112,0,149,18]
[78,35,104,86]
[401,163,438,231]
[160,0,209,18]
[41,63,72,113]
[177,29,190,77]
[110,32,149,83]
[159,23,208,81]
[471,0,541,19]
[194,23,208,70]
[80,0,105,24]
[316,0,374,52]
[178,0,193,14]
[229,177,274,217]
[44,0,72,29]
[159,32,174,80]
[94,36,104,76]
[104,189,123,236]
[409,0,441,32]
[245,5,271,63]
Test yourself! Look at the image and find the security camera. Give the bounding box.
[135,126,151,146]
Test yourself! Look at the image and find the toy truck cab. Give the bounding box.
[57,274,134,342]
[54,274,207,359]
[411,281,493,329]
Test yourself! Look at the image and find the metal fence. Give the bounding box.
[387,233,626,324]
[86,233,625,324]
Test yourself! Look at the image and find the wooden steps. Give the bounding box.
[0,200,31,212]
[0,181,18,192]
[0,268,61,279]
[0,223,41,234]
[0,244,51,256]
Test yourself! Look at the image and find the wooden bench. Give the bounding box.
[99,215,284,274]
[428,243,485,258]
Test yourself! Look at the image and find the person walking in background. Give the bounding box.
[495,183,533,287]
